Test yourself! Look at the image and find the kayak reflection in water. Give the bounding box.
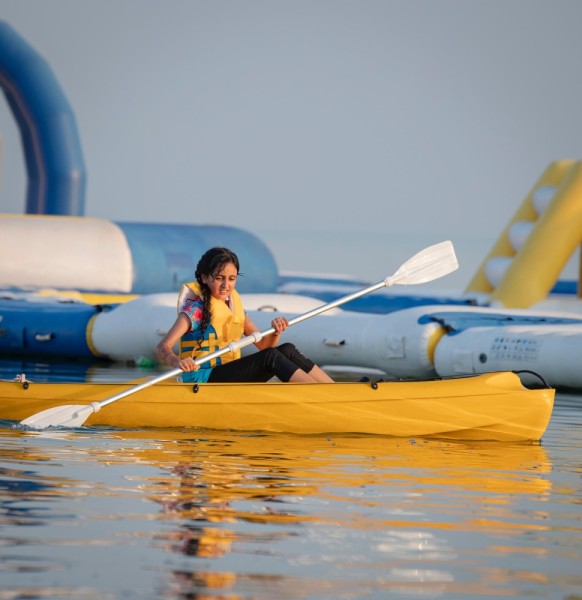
[157,246,334,384]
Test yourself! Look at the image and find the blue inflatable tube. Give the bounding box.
[0,21,86,215]
[0,216,281,295]
[419,310,582,334]
[0,298,101,359]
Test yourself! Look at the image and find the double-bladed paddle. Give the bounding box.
[20,240,458,429]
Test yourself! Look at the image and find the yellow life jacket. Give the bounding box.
[178,281,245,369]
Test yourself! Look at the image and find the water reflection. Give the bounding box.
[99,431,553,597]
[0,416,574,599]
[0,356,165,384]
[0,436,81,529]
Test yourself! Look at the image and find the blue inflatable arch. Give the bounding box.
[0,20,86,215]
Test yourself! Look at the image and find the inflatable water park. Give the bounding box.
[2,20,582,390]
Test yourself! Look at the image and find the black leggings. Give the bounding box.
[207,343,315,383]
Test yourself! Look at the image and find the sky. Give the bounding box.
[2,0,582,289]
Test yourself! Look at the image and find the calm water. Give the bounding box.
[0,360,581,599]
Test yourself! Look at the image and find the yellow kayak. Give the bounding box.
[0,371,553,441]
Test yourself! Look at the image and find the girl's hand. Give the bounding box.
[271,316,289,336]
[177,357,200,372]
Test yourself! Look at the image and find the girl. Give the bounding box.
[157,247,334,383]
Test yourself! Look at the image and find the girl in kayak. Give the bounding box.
[157,246,334,383]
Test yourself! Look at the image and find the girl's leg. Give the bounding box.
[208,347,303,383]
[276,343,335,383]
[305,364,335,383]
[208,345,333,383]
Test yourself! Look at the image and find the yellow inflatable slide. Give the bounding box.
[466,160,582,308]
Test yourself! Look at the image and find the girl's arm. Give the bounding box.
[156,313,199,371]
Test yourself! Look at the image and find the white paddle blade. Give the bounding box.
[389,240,458,286]
[20,404,98,429]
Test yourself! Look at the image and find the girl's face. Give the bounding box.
[201,262,238,301]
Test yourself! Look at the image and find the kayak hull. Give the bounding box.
[0,372,554,442]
